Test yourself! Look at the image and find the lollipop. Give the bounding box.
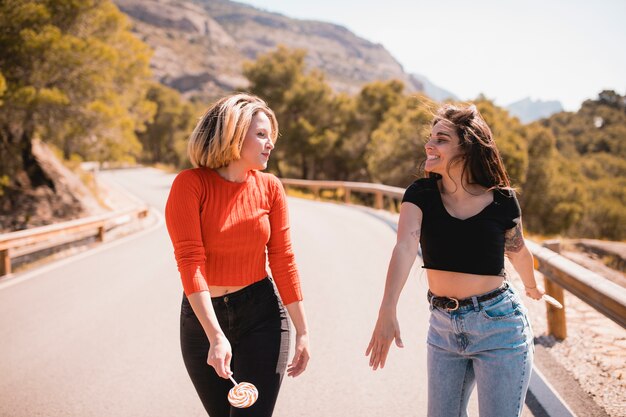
[228,376,258,408]
[542,294,563,309]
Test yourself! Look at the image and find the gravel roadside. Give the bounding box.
[507,260,626,417]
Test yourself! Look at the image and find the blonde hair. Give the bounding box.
[187,93,278,168]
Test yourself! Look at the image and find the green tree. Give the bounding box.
[0,72,5,103]
[520,126,587,235]
[534,90,626,239]
[139,83,196,166]
[366,95,433,187]
[474,96,528,186]
[518,125,555,231]
[0,70,5,193]
[541,90,626,158]
[580,180,626,240]
[0,0,154,195]
[335,80,406,181]
[244,46,340,179]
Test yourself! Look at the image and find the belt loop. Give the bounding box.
[471,296,479,311]
[429,293,435,310]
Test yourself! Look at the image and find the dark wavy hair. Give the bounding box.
[429,104,511,190]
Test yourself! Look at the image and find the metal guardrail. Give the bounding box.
[281,178,405,209]
[527,239,626,337]
[280,178,626,339]
[0,207,149,276]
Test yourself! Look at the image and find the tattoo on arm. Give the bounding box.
[505,222,524,253]
[410,227,421,241]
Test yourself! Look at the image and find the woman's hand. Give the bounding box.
[365,310,404,370]
[287,332,310,377]
[207,334,233,378]
[525,284,545,301]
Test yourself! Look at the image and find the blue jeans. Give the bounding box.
[426,283,534,417]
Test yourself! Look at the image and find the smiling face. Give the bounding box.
[238,111,275,171]
[424,120,464,176]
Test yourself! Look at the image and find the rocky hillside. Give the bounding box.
[0,141,106,232]
[114,0,425,99]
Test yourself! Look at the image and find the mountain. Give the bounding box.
[411,73,458,102]
[506,97,563,124]
[114,0,429,99]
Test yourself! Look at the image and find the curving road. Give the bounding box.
[0,167,533,416]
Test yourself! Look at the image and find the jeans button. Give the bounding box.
[223,296,229,303]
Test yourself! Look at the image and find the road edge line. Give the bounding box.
[529,364,578,417]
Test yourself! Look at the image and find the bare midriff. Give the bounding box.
[426,269,505,299]
[209,285,248,297]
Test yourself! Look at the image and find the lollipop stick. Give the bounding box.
[542,294,563,309]
[229,376,238,386]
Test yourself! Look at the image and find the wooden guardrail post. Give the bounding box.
[543,240,567,340]
[0,249,10,276]
[344,187,351,204]
[374,192,383,210]
[312,186,320,200]
[97,226,105,242]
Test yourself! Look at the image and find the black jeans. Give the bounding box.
[180,277,290,417]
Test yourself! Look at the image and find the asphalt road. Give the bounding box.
[0,167,536,416]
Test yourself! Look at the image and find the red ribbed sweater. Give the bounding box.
[164,168,302,305]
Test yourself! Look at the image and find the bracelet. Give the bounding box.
[524,285,537,290]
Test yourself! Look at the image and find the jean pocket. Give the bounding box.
[480,296,522,320]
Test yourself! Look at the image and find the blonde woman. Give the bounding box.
[165,93,310,416]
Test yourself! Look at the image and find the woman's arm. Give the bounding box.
[505,218,544,300]
[266,176,309,376]
[266,176,302,305]
[284,301,310,377]
[165,171,232,378]
[187,291,233,378]
[366,203,422,370]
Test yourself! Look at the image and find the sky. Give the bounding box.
[240,0,625,111]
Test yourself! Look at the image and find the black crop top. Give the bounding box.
[401,177,521,276]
